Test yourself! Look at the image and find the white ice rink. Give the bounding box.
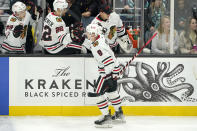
[1,116,197,131]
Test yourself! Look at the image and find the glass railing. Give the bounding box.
[0,0,197,56]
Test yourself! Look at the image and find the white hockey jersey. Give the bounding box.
[91,12,125,48]
[2,11,32,53]
[40,12,79,54]
[90,35,121,75]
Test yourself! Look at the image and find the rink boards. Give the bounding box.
[1,57,197,116]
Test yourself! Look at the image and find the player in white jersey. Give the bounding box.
[40,0,87,55]
[91,4,137,53]
[1,1,33,54]
[86,24,126,128]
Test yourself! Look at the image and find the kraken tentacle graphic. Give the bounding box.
[117,62,197,102]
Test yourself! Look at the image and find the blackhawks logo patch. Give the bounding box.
[108,25,117,40]
[10,17,16,22]
[26,5,31,11]
[56,17,62,22]
[93,41,99,47]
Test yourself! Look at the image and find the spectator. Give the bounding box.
[151,15,179,54]
[179,17,197,54]
[145,0,167,32]
[62,0,82,26]
[120,0,135,14]
[81,0,101,28]
[45,0,82,26]
[174,0,191,35]
[120,5,134,28]
[192,4,197,20]
[81,0,100,17]
[120,0,150,13]
[121,5,132,14]
[120,0,151,30]
[46,0,54,13]
[144,0,167,49]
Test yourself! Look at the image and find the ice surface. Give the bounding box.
[0,116,197,131]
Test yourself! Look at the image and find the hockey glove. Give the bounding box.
[69,22,85,44]
[117,34,137,54]
[25,0,43,20]
[31,6,43,20]
[13,25,24,38]
[112,66,122,79]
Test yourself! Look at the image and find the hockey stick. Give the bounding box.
[88,32,158,97]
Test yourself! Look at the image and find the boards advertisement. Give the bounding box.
[7,57,197,115]
[0,57,9,115]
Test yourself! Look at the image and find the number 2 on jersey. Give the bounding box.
[42,25,52,41]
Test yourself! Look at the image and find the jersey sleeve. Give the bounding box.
[114,13,125,37]
[5,16,16,38]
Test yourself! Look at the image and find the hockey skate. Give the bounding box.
[94,114,112,128]
[111,107,126,123]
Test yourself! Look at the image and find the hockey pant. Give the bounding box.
[95,75,122,115]
[1,42,25,54]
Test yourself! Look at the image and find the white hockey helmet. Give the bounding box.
[53,0,68,11]
[86,24,102,36]
[12,1,26,14]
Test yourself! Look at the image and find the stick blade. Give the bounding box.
[87,92,101,97]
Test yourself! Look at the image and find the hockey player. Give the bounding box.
[40,0,86,55]
[11,0,43,54]
[90,4,137,54]
[1,2,33,54]
[86,24,126,128]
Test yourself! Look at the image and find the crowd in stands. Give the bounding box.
[0,0,197,55]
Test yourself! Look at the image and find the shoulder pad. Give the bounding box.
[10,17,17,22]
[111,12,118,17]
[109,12,120,20]
[56,17,62,22]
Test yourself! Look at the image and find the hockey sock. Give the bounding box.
[97,95,109,115]
[107,91,122,111]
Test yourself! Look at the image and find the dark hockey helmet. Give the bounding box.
[99,4,112,15]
